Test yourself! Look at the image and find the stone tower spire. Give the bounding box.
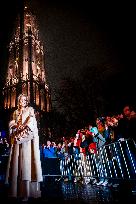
[3,2,51,113]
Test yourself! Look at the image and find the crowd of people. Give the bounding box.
[40,105,136,158]
[39,105,136,186]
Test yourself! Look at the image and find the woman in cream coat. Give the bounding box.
[5,94,43,201]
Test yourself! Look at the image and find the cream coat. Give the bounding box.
[5,106,43,198]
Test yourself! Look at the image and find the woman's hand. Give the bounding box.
[11,124,18,129]
[18,125,25,130]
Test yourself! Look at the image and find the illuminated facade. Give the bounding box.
[3,6,51,113]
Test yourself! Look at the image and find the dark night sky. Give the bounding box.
[0,0,135,113]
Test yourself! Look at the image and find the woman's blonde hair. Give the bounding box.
[17,94,29,108]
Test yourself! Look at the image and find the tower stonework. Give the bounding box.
[2,5,52,141]
[3,6,51,112]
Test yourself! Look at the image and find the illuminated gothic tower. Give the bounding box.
[3,5,51,113]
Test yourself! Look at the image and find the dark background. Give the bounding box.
[0,0,135,129]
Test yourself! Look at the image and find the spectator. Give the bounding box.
[117,105,136,142]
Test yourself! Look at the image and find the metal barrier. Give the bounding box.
[60,138,136,180]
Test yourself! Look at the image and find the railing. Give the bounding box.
[59,138,136,180]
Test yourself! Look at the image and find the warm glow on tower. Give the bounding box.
[3,6,51,112]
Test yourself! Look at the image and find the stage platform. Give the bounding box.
[0,176,136,204]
